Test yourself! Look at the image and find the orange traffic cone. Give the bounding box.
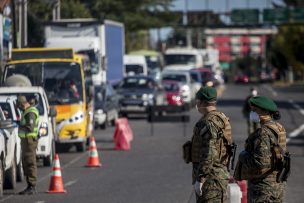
[48,154,66,193]
[86,136,102,167]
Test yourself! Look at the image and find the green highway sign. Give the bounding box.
[290,8,304,22]
[263,8,289,23]
[231,9,259,25]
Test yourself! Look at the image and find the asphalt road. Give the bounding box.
[1,83,303,203]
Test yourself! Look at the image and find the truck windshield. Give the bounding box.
[164,54,196,66]
[5,62,83,105]
[77,49,99,74]
[145,56,161,70]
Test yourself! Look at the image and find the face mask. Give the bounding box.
[249,111,260,123]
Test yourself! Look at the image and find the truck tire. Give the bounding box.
[0,159,3,197]
[4,157,17,189]
[16,160,24,182]
[76,141,86,152]
[43,139,55,167]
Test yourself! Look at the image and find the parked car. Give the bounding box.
[191,68,217,87]
[161,69,196,104]
[94,83,120,129]
[0,107,19,192]
[234,73,250,84]
[0,96,23,182]
[116,76,166,116]
[0,87,57,167]
[161,80,185,106]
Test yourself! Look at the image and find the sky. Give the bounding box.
[149,0,284,45]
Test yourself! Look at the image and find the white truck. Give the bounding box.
[164,48,204,71]
[123,55,148,76]
[44,18,125,85]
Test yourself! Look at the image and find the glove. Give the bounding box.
[194,181,203,196]
[239,150,249,163]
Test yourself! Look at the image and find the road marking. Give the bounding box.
[287,100,304,143]
[0,152,87,202]
[262,84,278,97]
[289,99,304,115]
[35,201,45,203]
[64,179,78,188]
[287,124,304,143]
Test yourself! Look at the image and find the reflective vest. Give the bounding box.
[18,106,39,138]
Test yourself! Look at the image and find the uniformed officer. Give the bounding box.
[242,87,258,135]
[187,86,233,203]
[234,96,287,203]
[17,95,39,195]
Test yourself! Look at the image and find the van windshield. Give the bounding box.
[125,65,144,75]
[164,54,196,66]
[5,62,83,105]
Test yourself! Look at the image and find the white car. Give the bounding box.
[0,96,24,183]
[0,87,57,167]
[0,107,19,193]
[161,69,197,103]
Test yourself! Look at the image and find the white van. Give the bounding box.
[0,87,57,166]
[124,55,148,76]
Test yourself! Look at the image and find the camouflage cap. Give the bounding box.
[249,96,277,112]
[17,95,28,105]
[195,86,217,102]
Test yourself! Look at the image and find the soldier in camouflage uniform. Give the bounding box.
[234,96,287,203]
[189,87,233,203]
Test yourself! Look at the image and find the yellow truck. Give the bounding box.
[3,48,90,152]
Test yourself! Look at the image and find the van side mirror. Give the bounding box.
[0,119,14,129]
[49,107,57,117]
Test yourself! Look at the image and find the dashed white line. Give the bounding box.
[262,84,278,97]
[287,100,304,143]
[64,179,78,188]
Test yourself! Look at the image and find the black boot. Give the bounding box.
[19,185,37,195]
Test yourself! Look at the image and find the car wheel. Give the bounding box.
[43,139,55,167]
[76,141,86,152]
[111,111,118,126]
[4,156,17,189]
[0,159,3,197]
[100,114,107,129]
[16,159,24,182]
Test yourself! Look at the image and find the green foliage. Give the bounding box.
[271,25,304,72]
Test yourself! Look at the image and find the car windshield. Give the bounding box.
[162,74,187,83]
[162,82,179,91]
[5,62,84,105]
[0,93,44,115]
[0,102,13,119]
[125,65,144,74]
[164,54,196,65]
[120,78,154,89]
[146,56,160,70]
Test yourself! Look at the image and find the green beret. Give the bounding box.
[249,96,277,112]
[196,87,217,101]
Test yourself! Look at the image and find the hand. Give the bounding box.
[194,181,203,196]
[239,150,249,163]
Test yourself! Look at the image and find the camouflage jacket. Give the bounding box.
[191,111,230,181]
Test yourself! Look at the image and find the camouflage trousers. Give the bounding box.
[195,179,228,203]
[248,180,286,203]
[21,136,38,187]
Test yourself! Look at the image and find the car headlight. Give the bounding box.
[39,122,48,137]
[142,94,148,100]
[96,109,103,114]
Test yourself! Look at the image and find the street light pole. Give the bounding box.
[183,0,191,48]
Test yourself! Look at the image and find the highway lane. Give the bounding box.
[1,83,303,203]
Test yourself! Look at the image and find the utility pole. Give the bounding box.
[16,0,27,48]
[183,0,191,48]
[52,0,60,20]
